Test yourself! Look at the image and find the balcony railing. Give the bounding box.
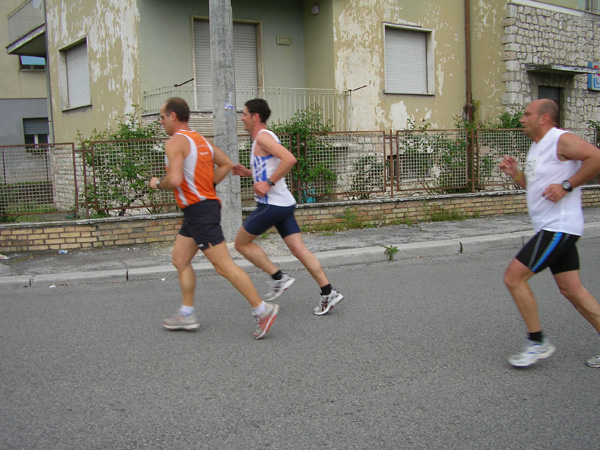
[7,0,45,46]
[143,86,351,131]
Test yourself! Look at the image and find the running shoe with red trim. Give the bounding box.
[253,302,279,339]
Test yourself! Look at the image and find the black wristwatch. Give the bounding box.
[266,179,275,186]
[561,180,573,192]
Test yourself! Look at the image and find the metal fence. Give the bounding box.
[1,144,60,217]
[1,128,598,220]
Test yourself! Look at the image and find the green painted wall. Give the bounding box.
[138,0,306,93]
[302,0,335,88]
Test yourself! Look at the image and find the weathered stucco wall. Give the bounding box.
[469,0,506,124]
[46,0,141,142]
[332,0,468,131]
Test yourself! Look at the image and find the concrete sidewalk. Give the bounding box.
[3,207,600,288]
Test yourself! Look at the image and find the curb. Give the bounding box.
[3,224,600,288]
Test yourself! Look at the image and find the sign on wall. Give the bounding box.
[589,62,600,91]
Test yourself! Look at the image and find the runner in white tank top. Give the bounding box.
[233,99,344,315]
[498,99,600,369]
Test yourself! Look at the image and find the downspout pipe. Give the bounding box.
[464,0,475,192]
[464,0,474,123]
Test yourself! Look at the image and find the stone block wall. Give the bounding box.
[502,3,600,127]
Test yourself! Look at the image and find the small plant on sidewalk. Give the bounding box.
[382,245,399,261]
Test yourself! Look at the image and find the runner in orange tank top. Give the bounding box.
[149,97,278,339]
[168,129,219,209]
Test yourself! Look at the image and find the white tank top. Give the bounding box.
[250,129,297,206]
[525,127,583,235]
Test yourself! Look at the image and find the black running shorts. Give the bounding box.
[516,230,580,275]
[179,200,225,250]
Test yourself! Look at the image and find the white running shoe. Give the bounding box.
[508,339,556,367]
[263,273,295,302]
[162,312,200,331]
[313,288,344,316]
[586,354,600,368]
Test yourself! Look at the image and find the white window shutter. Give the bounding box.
[385,28,428,94]
[194,20,213,110]
[194,20,258,110]
[66,42,90,108]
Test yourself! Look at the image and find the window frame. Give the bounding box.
[19,55,46,71]
[586,0,600,14]
[58,39,91,111]
[383,23,435,96]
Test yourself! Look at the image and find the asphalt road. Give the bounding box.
[2,243,599,449]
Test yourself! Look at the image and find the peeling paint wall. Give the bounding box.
[469,0,506,123]
[46,0,141,142]
[332,0,469,131]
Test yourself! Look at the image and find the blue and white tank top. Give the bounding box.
[250,129,296,206]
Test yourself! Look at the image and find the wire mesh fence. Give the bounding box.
[392,129,470,195]
[286,131,387,202]
[475,129,531,191]
[1,128,598,221]
[80,139,172,217]
[1,143,65,218]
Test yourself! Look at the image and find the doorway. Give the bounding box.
[537,86,561,126]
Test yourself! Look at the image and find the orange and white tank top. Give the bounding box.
[166,130,219,209]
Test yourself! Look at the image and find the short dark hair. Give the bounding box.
[245,98,271,123]
[537,99,559,125]
[164,97,190,122]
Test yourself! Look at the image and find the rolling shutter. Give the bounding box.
[194,20,258,110]
[385,27,428,94]
[65,42,90,108]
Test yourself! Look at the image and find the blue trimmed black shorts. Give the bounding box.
[179,200,225,251]
[243,203,301,238]
[516,230,580,275]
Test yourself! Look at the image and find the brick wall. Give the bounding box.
[2,188,600,253]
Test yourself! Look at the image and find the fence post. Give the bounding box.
[468,127,476,193]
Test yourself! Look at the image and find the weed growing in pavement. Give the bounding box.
[382,245,400,261]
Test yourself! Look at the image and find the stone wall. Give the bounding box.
[3,188,600,253]
[51,143,81,212]
[502,3,600,127]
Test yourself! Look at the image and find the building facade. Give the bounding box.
[5,0,600,143]
[2,0,48,146]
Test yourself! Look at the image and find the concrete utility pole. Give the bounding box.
[209,0,240,241]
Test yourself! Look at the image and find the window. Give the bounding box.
[19,56,45,70]
[193,19,259,110]
[587,0,600,13]
[23,118,49,147]
[60,40,91,109]
[384,25,434,95]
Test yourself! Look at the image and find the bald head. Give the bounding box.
[533,99,559,126]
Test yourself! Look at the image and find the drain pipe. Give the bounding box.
[464,0,475,192]
[464,0,474,123]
